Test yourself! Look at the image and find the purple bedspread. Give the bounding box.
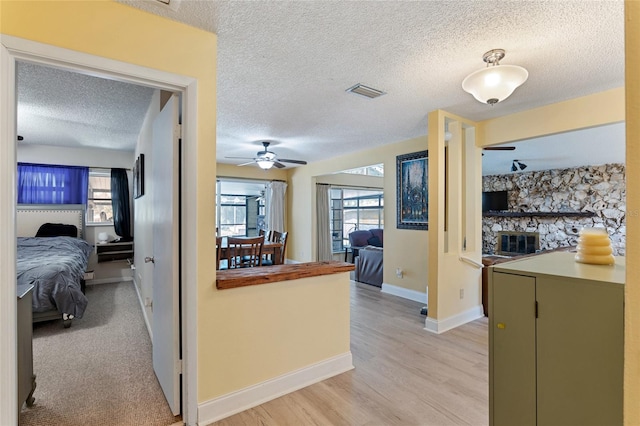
[17,236,92,318]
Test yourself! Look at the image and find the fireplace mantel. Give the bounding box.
[483,211,596,218]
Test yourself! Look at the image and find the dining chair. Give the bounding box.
[227,236,264,268]
[262,231,288,266]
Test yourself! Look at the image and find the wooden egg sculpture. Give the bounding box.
[575,227,615,265]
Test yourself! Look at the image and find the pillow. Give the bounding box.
[367,236,383,247]
[35,223,78,238]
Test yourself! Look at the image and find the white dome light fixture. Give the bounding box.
[256,159,274,170]
[462,49,528,105]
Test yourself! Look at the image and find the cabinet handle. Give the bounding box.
[144,256,155,264]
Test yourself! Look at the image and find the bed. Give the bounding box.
[16,204,92,328]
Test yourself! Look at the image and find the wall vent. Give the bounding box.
[346,83,386,99]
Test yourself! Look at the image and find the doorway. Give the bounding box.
[0,36,198,425]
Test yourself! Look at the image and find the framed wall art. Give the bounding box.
[133,153,145,199]
[396,150,428,230]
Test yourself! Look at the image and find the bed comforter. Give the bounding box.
[17,236,92,318]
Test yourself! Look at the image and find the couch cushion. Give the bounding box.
[349,230,373,247]
[370,228,383,246]
[367,236,383,247]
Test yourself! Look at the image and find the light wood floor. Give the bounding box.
[215,281,489,425]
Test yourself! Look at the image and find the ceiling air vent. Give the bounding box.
[346,83,386,99]
[154,0,181,11]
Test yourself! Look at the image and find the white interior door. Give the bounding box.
[151,93,181,415]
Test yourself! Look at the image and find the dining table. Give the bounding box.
[218,236,284,266]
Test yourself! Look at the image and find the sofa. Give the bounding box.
[348,228,384,287]
[348,228,383,261]
[354,246,384,287]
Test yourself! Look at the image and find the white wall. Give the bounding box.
[133,90,160,333]
[17,143,133,169]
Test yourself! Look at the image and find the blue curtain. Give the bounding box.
[111,168,132,241]
[17,163,88,204]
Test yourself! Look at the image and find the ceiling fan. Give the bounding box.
[226,141,308,170]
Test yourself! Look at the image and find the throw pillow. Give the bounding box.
[367,236,383,247]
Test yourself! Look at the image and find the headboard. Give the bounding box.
[16,204,86,239]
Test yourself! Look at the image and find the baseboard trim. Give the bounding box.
[381,283,427,304]
[424,305,484,334]
[132,277,153,340]
[198,352,354,425]
[86,276,133,285]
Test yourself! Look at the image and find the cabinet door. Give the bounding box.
[490,272,536,426]
[536,277,623,426]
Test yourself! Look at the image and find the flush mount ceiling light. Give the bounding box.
[511,159,527,172]
[462,49,528,105]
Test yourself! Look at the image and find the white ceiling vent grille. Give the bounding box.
[346,83,386,99]
[154,0,181,11]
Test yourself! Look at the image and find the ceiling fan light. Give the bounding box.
[462,50,528,105]
[256,159,274,170]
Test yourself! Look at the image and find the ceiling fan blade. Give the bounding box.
[273,161,286,169]
[278,158,307,165]
[483,146,516,151]
[237,161,256,167]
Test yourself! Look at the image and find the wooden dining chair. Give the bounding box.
[227,236,264,268]
[262,231,288,266]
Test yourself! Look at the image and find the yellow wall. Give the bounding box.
[427,111,483,322]
[478,88,625,147]
[288,136,429,293]
[624,1,639,424]
[208,273,351,394]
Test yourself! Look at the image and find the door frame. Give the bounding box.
[0,35,199,425]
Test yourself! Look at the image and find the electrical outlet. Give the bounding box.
[396,268,403,278]
[460,288,464,299]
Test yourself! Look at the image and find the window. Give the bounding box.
[87,170,113,224]
[340,163,384,177]
[330,187,384,251]
[17,163,88,204]
[218,195,249,236]
[215,179,268,237]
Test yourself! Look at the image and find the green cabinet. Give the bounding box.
[489,252,624,426]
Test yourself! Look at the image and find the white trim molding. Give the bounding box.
[381,283,428,304]
[0,40,18,426]
[198,352,354,425]
[424,305,484,334]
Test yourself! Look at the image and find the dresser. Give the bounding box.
[488,252,624,426]
[17,284,36,419]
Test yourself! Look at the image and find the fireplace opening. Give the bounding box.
[497,231,540,255]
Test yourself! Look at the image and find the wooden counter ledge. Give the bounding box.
[216,261,355,290]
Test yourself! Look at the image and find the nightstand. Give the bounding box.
[96,241,134,263]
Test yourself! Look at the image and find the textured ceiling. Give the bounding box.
[17,62,154,152]
[17,0,625,172]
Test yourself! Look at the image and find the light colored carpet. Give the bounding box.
[20,281,181,426]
